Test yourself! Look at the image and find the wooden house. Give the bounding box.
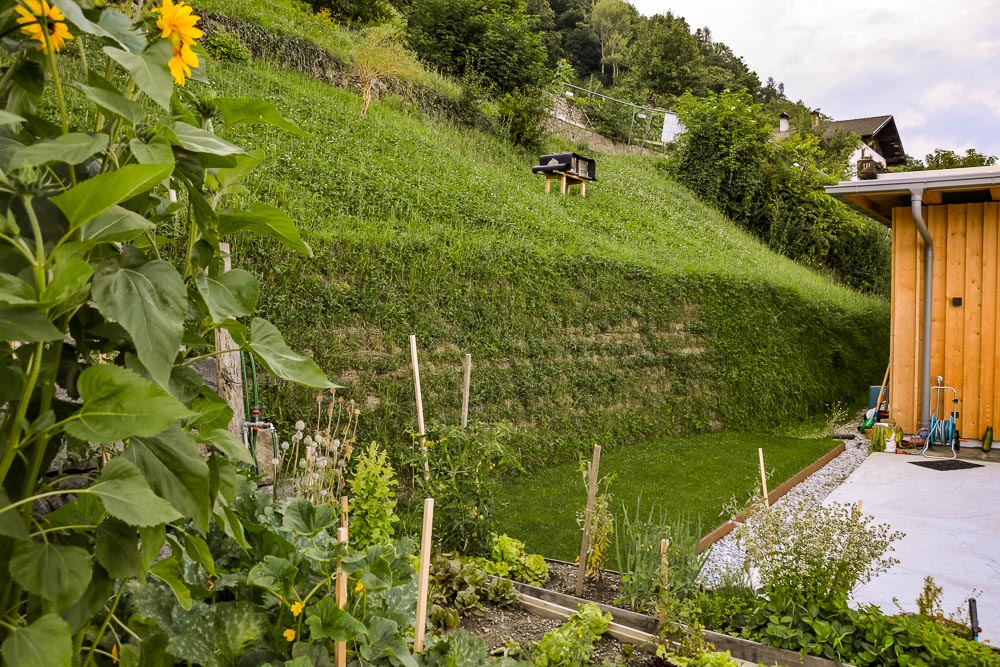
[827,167,1000,438]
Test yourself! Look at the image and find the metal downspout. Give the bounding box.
[910,190,933,428]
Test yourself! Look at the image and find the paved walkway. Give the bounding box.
[825,452,1000,642]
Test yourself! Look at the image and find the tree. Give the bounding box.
[671,90,773,233]
[631,12,703,99]
[590,0,636,83]
[694,27,761,95]
[404,0,548,94]
[924,148,998,170]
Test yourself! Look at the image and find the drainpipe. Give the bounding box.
[910,190,932,429]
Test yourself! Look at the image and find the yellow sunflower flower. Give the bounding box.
[15,0,74,54]
[283,628,296,642]
[153,0,203,86]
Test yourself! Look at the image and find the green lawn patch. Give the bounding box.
[496,432,838,563]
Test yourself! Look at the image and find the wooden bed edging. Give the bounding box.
[697,442,847,553]
[508,579,857,667]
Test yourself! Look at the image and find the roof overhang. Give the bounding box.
[825,166,1000,223]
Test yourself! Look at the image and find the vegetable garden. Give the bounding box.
[0,1,996,666]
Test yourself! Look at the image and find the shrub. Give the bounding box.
[204,27,251,63]
[304,0,392,26]
[738,501,903,605]
[348,442,399,548]
[497,88,548,149]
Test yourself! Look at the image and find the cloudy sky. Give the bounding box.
[629,0,1000,163]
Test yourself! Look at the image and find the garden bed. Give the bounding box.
[460,569,859,667]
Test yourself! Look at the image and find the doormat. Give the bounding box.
[910,460,984,471]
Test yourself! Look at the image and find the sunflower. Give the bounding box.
[15,0,74,54]
[153,0,203,86]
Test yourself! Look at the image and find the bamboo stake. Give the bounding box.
[461,353,472,428]
[576,444,602,597]
[336,526,348,667]
[414,497,434,653]
[758,448,769,508]
[409,335,429,478]
[340,495,349,532]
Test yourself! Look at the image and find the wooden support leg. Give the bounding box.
[560,174,567,195]
[580,181,586,197]
[544,176,551,194]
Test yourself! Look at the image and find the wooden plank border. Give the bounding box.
[511,577,856,667]
[697,442,847,553]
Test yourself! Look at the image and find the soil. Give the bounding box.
[458,560,668,666]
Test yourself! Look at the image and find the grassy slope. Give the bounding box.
[201,38,888,465]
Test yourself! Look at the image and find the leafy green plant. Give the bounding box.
[695,567,757,632]
[348,441,398,549]
[738,501,903,605]
[409,421,523,556]
[531,603,612,667]
[738,592,1000,667]
[472,533,549,587]
[0,0,337,662]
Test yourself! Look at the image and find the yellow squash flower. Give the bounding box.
[290,601,304,617]
[354,580,365,594]
[15,0,74,54]
[283,628,296,642]
[153,0,202,85]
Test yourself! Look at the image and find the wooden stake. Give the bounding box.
[215,243,245,440]
[340,495,349,532]
[414,498,434,653]
[409,335,429,478]
[461,353,472,428]
[336,526,348,667]
[758,448,769,508]
[576,444,602,597]
[657,537,669,630]
[857,499,863,512]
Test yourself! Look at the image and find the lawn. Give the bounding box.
[496,432,838,563]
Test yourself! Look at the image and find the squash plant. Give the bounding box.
[0,0,335,663]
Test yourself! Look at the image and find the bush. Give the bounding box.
[204,27,251,62]
[738,501,903,605]
[497,88,548,149]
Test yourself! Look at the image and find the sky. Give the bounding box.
[629,0,1000,163]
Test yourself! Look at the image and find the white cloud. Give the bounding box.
[626,1,1000,157]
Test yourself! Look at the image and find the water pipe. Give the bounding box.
[910,190,933,429]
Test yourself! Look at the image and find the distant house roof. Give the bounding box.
[823,115,906,167]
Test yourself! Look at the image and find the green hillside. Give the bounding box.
[206,51,888,466]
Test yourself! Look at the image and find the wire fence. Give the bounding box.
[551,83,684,152]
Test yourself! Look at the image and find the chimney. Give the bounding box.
[778,112,790,133]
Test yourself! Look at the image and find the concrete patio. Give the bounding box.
[825,451,1000,643]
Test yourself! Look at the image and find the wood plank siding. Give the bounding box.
[890,203,1000,436]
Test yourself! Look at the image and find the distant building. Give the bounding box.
[775,113,907,180]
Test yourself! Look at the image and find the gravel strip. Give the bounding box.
[699,431,871,587]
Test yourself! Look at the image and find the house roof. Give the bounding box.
[825,166,1000,223]
[823,115,907,167]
